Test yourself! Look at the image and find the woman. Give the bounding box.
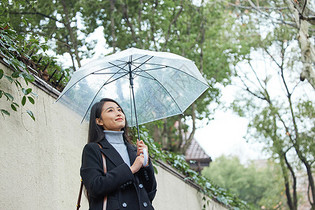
[81,98,157,210]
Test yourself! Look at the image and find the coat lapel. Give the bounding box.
[98,138,138,167]
[126,142,137,166]
[99,138,125,167]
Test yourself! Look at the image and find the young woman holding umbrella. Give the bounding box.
[80,98,157,210]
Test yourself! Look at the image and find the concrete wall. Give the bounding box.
[0,62,227,210]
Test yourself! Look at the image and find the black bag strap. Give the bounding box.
[76,180,84,210]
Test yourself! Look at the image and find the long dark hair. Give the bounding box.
[88,98,131,143]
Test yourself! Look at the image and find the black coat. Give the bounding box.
[80,138,157,210]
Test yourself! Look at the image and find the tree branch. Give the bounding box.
[182,103,196,153]
[110,0,116,52]
[226,0,298,29]
[162,1,183,51]
[283,152,298,208]
[8,11,60,23]
[122,3,138,44]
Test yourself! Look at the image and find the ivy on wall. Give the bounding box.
[0,25,36,120]
[132,127,248,209]
[0,25,71,120]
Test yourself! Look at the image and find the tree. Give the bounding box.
[284,0,315,89]
[79,0,242,154]
[4,0,258,154]
[202,155,287,209]
[231,24,315,209]
[222,1,315,208]
[5,0,91,71]
[0,1,71,120]
[227,0,315,88]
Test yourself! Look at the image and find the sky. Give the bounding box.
[194,85,266,164]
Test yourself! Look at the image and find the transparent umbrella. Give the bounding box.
[57,48,209,138]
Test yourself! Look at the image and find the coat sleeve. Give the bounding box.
[138,158,157,202]
[80,143,134,199]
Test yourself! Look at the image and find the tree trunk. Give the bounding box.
[181,103,196,153]
[122,3,138,44]
[65,36,76,71]
[280,156,295,210]
[305,162,315,209]
[138,0,143,48]
[110,0,116,52]
[60,0,81,68]
[161,118,168,150]
[285,0,315,89]
[284,153,298,209]
[177,115,183,151]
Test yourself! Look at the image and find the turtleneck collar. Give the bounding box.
[103,130,124,144]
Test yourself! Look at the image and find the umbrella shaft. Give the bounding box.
[129,63,141,140]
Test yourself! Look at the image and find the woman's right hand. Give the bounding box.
[130,154,144,174]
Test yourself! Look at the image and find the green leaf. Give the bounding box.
[0,69,3,79]
[4,92,14,101]
[24,88,32,95]
[12,102,19,107]
[4,75,14,83]
[22,88,32,95]
[22,96,26,106]
[27,110,35,121]
[0,90,3,98]
[22,18,28,27]
[11,103,17,111]
[22,74,35,84]
[11,71,20,78]
[1,109,10,116]
[28,96,35,104]
[14,80,22,88]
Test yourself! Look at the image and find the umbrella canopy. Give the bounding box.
[57,48,209,129]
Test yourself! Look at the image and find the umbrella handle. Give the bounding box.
[142,148,148,166]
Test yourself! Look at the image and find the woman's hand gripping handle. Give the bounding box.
[130,139,149,174]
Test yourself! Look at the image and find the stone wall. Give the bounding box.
[0,62,227,210]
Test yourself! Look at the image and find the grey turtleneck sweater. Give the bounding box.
[104,130,131,167]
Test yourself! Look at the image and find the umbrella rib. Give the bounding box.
[130,56,154,76]
[92,72,126,75]
[141,70,184,113]
[115,54,148,64]
[132,65,166,73]
[80,71,129,123]
[133,62,209,86]
[131,72,156,80]
[108,62,131,73]
[56,64,127,101]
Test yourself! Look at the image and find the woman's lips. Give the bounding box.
[115,118,123,121]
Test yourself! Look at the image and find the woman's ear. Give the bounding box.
[96,118,103,126]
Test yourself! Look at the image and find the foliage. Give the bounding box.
[202,155,287,209]
[3,0,91,70]
[0,25,36,120]
[129,127,248,209]
[229,6,315,208]
[0,1,71,120]
[78,0,254,153]
[3,0,260,154]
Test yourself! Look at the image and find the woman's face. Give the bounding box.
[96,101,126,131]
